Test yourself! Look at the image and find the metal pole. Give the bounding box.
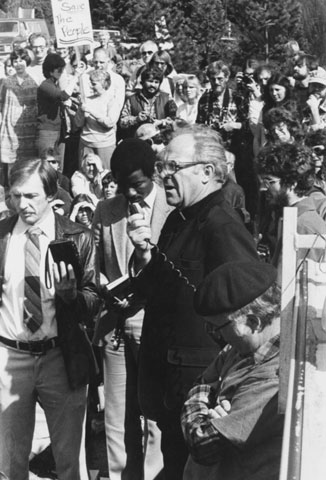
[287,261,308,480]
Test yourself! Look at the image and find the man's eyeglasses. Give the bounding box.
[155,160,206,176]
[142,51,153,56]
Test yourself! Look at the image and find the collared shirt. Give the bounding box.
[181,335,283,479]
[26,64,45,86]
[196,88,239,129]
[0,209,57,341]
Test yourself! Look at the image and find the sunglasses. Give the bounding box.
[142,51,153,56]
[312,145,325,156]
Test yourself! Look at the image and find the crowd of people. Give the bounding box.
[0,31,325,480]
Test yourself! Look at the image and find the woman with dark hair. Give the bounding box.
[0,48,38,185]
[37,53,78,171]
[263,107,304,144]
[149,50,176,97]
[253,72,297,156]
[262,72,295,116]
[101,171,118,199]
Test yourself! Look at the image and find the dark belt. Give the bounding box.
[0,335,60,355]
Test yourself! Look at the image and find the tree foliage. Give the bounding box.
[1,0,322,71]
[300,0,326,65]
[227,0,307,66]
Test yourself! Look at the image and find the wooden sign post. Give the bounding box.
[279,207,326,480]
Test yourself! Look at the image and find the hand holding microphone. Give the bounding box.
[127,202,152,252]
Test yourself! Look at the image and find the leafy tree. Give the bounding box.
[165,0,228,71]
[227,0,307,66]
[90,0,116,29]
[301,0,326,65]
[109,0,230,71]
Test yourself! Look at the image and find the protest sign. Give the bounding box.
[51,0,93,47]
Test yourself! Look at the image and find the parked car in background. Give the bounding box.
[0,18,49,58]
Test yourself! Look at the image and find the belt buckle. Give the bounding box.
[28,340,45,356]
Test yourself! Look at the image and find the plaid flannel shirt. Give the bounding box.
[181,335,280,466]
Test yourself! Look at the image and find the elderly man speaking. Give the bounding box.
[127,125,259,479]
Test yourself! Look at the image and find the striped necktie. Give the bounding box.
[24,227,43,333]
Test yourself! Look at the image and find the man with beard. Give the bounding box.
[292,52,319,120]
[257,142,326,281]
[119,66,177,139]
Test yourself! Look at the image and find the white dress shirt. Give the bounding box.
[0,210,57,341]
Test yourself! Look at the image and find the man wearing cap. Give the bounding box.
[92,138,171,480]
[181,261,283,480]
[127,125,259,479]
[305,66,326,131]
[135,123,165,154]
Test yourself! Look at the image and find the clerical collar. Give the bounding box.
[178,190,223,220]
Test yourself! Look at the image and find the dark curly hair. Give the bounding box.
[10,48,32,67]
[257,142,315,196]
[140,66,164,84]
[263,107,304,143]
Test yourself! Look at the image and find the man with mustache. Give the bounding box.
[257,142,326,281]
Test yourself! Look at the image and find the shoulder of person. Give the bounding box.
[0,214,18,238]
[157,90,170,102]
[97,193,127,212]
[55,212,93,238]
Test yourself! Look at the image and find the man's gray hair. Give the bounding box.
[172,125,228,182]
[228,284,281,328]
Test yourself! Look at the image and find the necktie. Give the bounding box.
[24,227,43,333]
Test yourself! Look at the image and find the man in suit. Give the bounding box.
[127,125,260,479]
[92,138,171,480]
[0,158,100,480]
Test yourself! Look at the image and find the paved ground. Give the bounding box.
[30,410,109,479]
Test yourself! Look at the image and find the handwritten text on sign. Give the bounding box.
[51,0,93,47]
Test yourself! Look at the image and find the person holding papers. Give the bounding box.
[92,138,171,480]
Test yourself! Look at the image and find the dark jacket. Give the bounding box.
[119,90,177,138]
[0,214,100,388]
[132,190,259,421]
[37,78,70,131]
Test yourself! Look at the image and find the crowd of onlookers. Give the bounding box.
[1,30,326,480]
[1,34,326,243]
